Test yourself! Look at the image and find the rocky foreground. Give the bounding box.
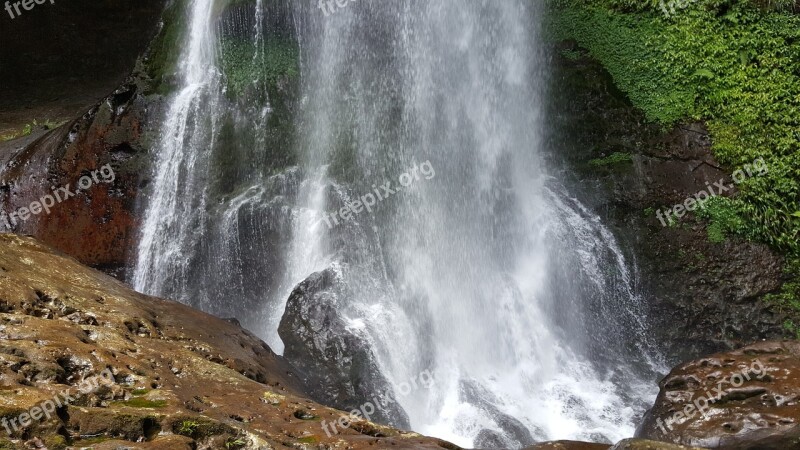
[0,233,797,450]
[0,234,454,449]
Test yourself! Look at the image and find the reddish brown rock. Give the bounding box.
[0,82,151,277]
[637,341,800,449]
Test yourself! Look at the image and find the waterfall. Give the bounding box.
[133,0,664,447]
[132,0,221,296]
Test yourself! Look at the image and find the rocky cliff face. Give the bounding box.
[548,44,789,363]
[0,0,167,138]
[0,0,171,278]
[0,234,458,450]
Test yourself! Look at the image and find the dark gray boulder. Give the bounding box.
[278,266,410,428]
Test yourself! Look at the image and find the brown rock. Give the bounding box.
[610,438,706,449]
[524,440,611,449]
[0,234,459,449]
[637,341,800,449]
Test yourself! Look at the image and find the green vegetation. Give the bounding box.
[588,151,633,167]
[177,420,200,436]
[226,438,247,449]
[549,0,800,252]
[0,119,68,142]
[548,0,800,330]
[219,38,299,100]
[145,0,189,94]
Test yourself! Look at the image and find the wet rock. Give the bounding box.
[549,46,787,362]
[278,266,411,429]
[461,379,536,448]
[637,340,800,449]
[0,234,455,449]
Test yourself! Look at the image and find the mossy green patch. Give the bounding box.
[219,37,299,100]
[145,0,190,94]
[549,0,800,253]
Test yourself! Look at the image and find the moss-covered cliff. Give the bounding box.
[548,0,800,337]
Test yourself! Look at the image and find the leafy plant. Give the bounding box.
[225,438,247,449]
[177,420,200,436]
[549,0,800,336]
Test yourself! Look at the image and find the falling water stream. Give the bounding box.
[133,0,664,447]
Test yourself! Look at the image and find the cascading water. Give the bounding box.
[133,0,221,297]
[134,0,665,448]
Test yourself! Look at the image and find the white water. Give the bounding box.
[134,0,664,447]
[133,0,221,295]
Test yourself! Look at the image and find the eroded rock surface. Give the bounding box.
[0,234,457,449]
[637,340,800,449]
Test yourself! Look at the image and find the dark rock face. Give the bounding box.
[549,44,787,363]
[278,267,411,429]
[0,79,157,278]
[0,0,167,135]
[636,341,800,449]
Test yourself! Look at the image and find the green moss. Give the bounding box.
[145,0,190,94]
[42,436,67,450]
[549,0,800,255]
[226,438,248,449]
[172,416,232,439]
[219,37,299,100]
[550,0,800,333]
[131,388,150,396]
[0,119,68,142]
[73,436,112,445]
[0,439,23,450]
[588,151,633,167]
[765,258,800,333]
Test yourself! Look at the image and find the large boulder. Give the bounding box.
[0,234,456,449]
[637,340,800,449]
[278,266,411,429]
